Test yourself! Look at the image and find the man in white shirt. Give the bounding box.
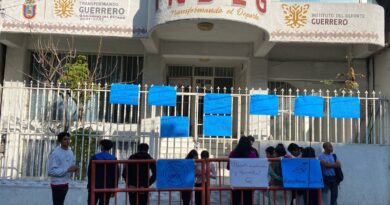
[47,132,79,205]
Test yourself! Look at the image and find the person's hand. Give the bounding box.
[334,160,341,168]
[67,165,79,173]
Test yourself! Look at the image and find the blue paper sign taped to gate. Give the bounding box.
[160,116,189,138]
[204,93,232,115]
[281,159,324,188]
[203,115,232,137]
[250,95,279,116]
[109,84,139,105]
[294,96,324,117]
[156,160,195,189]
[330,97,360,118]
[148,86,177,106]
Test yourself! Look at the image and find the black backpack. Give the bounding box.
[332,154,344,184]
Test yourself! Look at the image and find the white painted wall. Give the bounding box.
[268,60,368,91]
[374,47,390,98]
[0,143,389,205]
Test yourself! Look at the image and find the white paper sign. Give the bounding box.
[230,158,269,187]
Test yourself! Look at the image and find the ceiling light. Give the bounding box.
[197,22,214,31]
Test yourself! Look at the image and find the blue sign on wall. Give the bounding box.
[294,96,324,117]
[156,160,195,189]
[249,94,279,116]
[203,115,232,137]
[281,158,324,188]
[148,86,177,106]
[330,97,360,118]
[204,93,232,115]
[160,116,189,138]
[109,84,139,105]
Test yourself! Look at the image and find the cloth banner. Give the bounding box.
[156,160,195,189]
[281,158,324,188]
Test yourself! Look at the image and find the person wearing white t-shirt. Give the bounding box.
[47,132,79,205]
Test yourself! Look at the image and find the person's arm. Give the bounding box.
[319,155,340,168]
[210,162,217,179]
[149,159,157,186]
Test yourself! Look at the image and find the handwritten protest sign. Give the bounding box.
[204,93,232,114]
[230,158,269,187]
[156,160,195,189]
[109,84,139,105]
[148,86,177,106]
[203,115,232,137]
[281,158,324,188]
[330,97,360,118]
[294,96,324,117]
[250,94,279,116]
[160,116,189,137]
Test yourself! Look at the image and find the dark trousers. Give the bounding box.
[88,190,111,205]
[232,190,253,205]
[195,183,210,205]
[324,176,339,205]
[129,192,149,205]
[182,190,192,205]
[51,184,68,205]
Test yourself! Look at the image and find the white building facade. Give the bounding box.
[0,0,390,204]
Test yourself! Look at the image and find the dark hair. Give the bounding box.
[274,143,287,157]
[287,143,301,152]
[186,149,199,159]
[57,132,70,142]
[232,136,252,157]
[138,143,149,153]
[302,147,316,158]
[247,135,255,142]
[201,150,210,159]
[100,139,113,151]
[265,146,274,155]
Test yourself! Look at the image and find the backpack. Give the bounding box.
[332,154,344,184]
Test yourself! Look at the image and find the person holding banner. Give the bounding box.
[268,143,292,205]
[195,150,217,205]
[87,139,119,205]
[299,147,318,205]
[182,149,199,205]
[319,142,341,205]
[227,136,258,205]
[122,143,156,205]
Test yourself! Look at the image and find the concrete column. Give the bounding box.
[247,57,268,90]
[142,53,165,85]
[246,58,271,141]
[3,45,29,85]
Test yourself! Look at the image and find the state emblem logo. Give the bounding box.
[23,0,36,19]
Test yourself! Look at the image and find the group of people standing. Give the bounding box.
[47,132,342,205]
[47,132,157,205]
[230,136,342,205]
